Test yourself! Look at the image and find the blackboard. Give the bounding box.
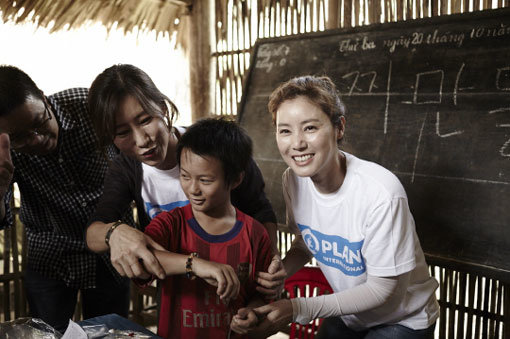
[238,8,510,280]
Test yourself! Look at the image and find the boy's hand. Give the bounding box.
[230,307,259,335]
[193,258,240,301]
[256,255,287,299]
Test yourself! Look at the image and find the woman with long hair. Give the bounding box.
[85,64,285,295]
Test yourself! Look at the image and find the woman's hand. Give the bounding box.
[256,255,287,299]
[109,224,166,279]
[251,299,294,336]
[230,307,259,335]
[192,258,240,302]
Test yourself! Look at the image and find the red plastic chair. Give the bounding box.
[284,267,333,339]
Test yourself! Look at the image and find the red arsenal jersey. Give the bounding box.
[144,203,272,339]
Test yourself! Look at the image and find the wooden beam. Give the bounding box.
[188,0,212,121]
[344,0,352,27]
[165,0,192,6]
[397,0,403,20]
[327,0,340,29]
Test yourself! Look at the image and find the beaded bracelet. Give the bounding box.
[185,252,199,280]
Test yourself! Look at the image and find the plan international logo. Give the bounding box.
[145,200,189,219]
[298,224,366,276]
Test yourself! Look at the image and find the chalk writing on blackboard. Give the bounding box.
[381,30,466,53]
[497,124,510,157]
[470,23,510,39]
[412,114,428,183]
[436,111,463,138]
[255,44,290,73]
[384,61,392,134]
[496,123,510,157]
[362,22,510,54]
[412,70,444,105]
[338,36,376,52]
[453,63,475,106]
[335,59,510,159]
[342,71,378,95]
[495,66,510,90]
[490,107,510,114]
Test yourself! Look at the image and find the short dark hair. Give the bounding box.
[88,64,179,150]
[0,65,44,117]
[268,75,346,127]
[177,117,253,186]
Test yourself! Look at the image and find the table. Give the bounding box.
[79,313,162,338]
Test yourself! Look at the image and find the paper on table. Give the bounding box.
[62,319,87,339]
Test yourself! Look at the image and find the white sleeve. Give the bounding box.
[291,272,410,324]
[363,197,417,276]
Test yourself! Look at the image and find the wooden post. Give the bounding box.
[188,0,212,122]
[327,0,340,29]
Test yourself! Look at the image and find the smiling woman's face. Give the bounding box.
[113,95,174,169]
[275,95,343,181]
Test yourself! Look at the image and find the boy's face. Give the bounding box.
[179,148,232,216]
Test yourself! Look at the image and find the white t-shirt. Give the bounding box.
[141,127,189,219]
[283,151,439,330]
[141,163,188,219]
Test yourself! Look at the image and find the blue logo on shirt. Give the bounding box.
[145,200,189,219]
[298,224,366,276]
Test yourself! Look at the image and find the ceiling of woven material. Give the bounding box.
[0,0,192,48]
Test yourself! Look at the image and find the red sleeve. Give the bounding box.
[143,208,184,252]
[251,220,273,276]
[135,209,185,288]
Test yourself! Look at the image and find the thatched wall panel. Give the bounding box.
[0,0,191,48]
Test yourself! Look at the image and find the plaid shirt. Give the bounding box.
[0,88,119,289]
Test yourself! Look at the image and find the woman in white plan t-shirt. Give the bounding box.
[233,75,439,339]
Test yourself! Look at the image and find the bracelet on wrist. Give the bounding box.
[105,220,122,248]
[185,252,199,280]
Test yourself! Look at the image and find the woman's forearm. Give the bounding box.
[291,273,409,324]
[85,221,114,252]
[282,236,313,278]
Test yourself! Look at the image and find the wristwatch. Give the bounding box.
[105,220,123,247]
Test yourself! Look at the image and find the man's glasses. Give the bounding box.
[10,101,53,149]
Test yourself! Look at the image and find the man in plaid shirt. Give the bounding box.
[0,66,130,333]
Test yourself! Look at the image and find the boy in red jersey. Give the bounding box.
[139,118,272,338]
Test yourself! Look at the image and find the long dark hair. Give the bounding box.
[88,64,179,150]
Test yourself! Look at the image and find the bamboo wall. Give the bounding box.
[212,0,510,117]
[0,193,26,322]
[213,1,510,338]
